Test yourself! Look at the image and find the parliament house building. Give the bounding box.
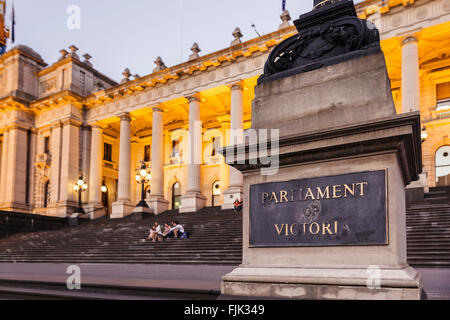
[0,0,449,219]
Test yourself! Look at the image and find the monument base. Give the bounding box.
[46,200,79,218]
[221,266,421,300]
[180,192,206,213]
[148,196,169,215]
[83,203,107,220]
[131,205,153,220]
[110,200,134,219]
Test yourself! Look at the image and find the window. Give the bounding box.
[437,82,450,111]
[172,182,182,210]
[144,145,151,162]
[61,69,66,90]
[172,139,181,157]
[212,181,221,207]
[104,143,112,162]
[211,137,220,156]
[79,70,86,95]
[44,136,50,154]
[43,181,50,208]
[436,145,450,186]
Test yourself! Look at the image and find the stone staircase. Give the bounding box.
[406,187,450,268]
[0,207,242,265]
[1,193,449,268]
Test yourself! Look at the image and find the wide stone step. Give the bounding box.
[0,279,220,300]
[0,258,242,265]
[1,248,243,255]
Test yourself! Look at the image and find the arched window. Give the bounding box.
[172,182,181,210]
[43,181,50,208]
[212,181,221,207]
[436,145,450,186]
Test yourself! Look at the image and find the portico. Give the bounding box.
[84,81,252,217]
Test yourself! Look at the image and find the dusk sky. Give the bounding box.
[8,0,365,82]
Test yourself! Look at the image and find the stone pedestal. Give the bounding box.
[110,200,134,219]
[221,49,423,300]
[46,201,79,218]
[148,196,169,215]
[83,203,107,220]
[180,192,206,213]
[131,205,153,220]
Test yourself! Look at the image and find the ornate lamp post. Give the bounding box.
[135,162,151,208]
[73,175,88,214]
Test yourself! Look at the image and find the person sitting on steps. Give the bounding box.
[170,221,188,239]
[162,223,174,240]
[148,222,163,242]
[147,222,158,241]
[233,198,243,212]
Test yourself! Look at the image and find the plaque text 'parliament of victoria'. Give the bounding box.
[249,170,388,247]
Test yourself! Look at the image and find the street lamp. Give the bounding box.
[135,162,151,208]
[73,175,88,214]
[101,181,107,194]
[421,126,428,142]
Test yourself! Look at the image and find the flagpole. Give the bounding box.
[10,0,15,46]
[180,0,183,63]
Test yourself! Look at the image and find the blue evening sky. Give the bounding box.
[7,0,365,82]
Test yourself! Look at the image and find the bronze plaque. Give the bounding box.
[249,170,388,247]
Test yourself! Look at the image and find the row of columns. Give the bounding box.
[88,82,244,218]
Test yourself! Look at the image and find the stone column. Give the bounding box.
[0,129,9,206]
[1,125,30,212]
[401,36,420,113]
[402,36,429,192]
[86,124,106,219]
[180,95,206,212]
[111,113,135,218]
[48,121,62,210]
[58,119,80,216]
[149,106,169,214]
[222,83,244,210]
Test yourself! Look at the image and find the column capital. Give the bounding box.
[10,124,34,132]
[152,106,164,113]
[226,79,244,91]
[402,36,418,46]
[90,124,103,131]
[88,122,104,130]
[60,117,82,127]
[230,83,243,91]
[117,112,131,122]
[185,93,201,103]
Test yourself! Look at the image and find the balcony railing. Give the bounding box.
[437,110,450,120]
[430,109,450,121]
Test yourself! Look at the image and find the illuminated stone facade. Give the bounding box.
[0,0,449,218]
